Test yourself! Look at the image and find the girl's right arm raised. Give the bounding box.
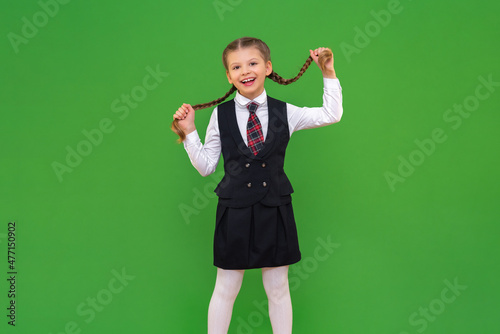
[173,104,221,176]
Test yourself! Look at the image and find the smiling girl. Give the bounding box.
[172,37,343,333]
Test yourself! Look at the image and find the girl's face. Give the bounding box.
[226,47,272,101]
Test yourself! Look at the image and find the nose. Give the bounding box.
[242,65,251,75]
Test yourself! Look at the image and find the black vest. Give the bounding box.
[214,95,294,208]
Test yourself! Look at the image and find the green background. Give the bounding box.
[1,0,499,333]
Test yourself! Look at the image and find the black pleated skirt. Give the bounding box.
[213,200,302,270]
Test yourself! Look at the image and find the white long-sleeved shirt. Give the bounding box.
[183,77,343,176]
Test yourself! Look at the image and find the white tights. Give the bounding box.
[207,265,292,334]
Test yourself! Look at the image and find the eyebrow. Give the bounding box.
[229,58,259,67]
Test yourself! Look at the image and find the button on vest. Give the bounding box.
[214,96,294,208]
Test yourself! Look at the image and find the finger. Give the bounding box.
[182,103,193,113]
[176,110,187,119]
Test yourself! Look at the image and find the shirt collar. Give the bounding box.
[235,88,268,108]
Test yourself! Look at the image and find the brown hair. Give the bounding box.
[172,37,332,143]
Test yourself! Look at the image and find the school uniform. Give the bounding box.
[183,77,343,270]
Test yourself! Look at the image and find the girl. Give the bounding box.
[172,37,343,333]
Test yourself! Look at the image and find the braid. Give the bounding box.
[171,85,237,143]
[267,56,314,85]
[171,45,333,143]
[191,85,237,111]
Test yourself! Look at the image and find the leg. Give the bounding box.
[208,267,245,334]
[262,265,292,334]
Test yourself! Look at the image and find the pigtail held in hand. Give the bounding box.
[171,85,237,143]
[171,37,333,143]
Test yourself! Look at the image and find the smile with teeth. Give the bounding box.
[241,78,256,84]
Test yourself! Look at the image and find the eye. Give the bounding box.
[250,62,257,66]
[233,66,240,70]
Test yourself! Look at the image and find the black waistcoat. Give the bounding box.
[214,96,294,208]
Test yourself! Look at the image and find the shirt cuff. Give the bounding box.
[323,77,341,91]
[183,129,200,146]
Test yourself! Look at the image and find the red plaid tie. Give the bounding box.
[246,102,264,155]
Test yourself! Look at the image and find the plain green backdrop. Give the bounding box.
[1,0,499,333]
